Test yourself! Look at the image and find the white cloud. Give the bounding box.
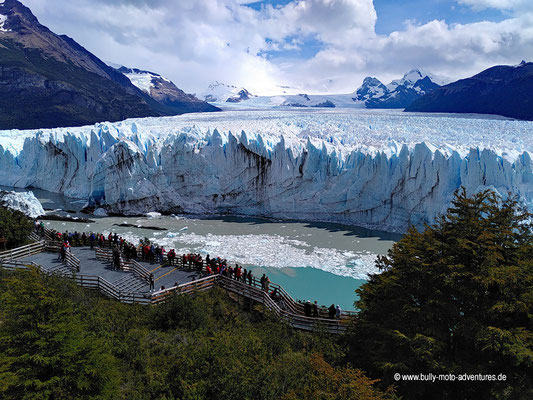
[20,0,533,94]
[458,0,533,11]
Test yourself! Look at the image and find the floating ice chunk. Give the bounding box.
[146,212,161,219]
[94,208,108,217]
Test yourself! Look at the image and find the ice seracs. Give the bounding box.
[0,190,45,218]
[0,109,531,233]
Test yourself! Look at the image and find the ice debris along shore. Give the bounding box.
[0,190,45,218]
[0,109,531,233]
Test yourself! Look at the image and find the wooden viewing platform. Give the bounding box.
[0,230,354,334]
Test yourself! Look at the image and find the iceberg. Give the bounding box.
[0,190,45,218]
[0,109,531,233]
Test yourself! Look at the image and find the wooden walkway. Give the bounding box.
[0,234,353,334]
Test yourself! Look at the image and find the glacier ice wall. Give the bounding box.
[0,110,531,233]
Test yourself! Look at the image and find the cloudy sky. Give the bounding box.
[22,0,533,95]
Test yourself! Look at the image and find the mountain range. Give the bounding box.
[201,70,442,109]
[0,0,217,130]
[353,69,443,108]
[406,61,533,120]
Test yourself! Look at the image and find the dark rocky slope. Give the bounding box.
[406,61,533,120]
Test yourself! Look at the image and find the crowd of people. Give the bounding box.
[302,300,342,319]
[38,224,342,319]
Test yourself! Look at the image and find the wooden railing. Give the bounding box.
[28,231,41,242]
[95,248,151,283]
[216,276,348,334]
[0,258,41,271]
[64,251,80,272]
[0,241,45,260]
[151,275,218,305]
[73,274,151,305]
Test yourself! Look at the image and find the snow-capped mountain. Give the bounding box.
[113,66,219,114]
[0,0,219,130]
[202,82,255,103]
[354,77,388,102]
[226,88,254,103]
[353,69,442,109]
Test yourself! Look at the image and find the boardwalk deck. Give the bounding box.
[3,234,354,334]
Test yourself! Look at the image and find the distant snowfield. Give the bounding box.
[1,109,530,161]
[0,109,531,232]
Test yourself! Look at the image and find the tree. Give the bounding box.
[0,268,120,399]
[0,206,34,249]
[348,189,533,400]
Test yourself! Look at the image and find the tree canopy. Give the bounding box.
[0,206,34,249]
[348,189,533,400]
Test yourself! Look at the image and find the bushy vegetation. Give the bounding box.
[348,189,533,399]
[0,267,396,400]
[0,206,34,249]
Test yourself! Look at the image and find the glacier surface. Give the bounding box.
[0,109,531,233]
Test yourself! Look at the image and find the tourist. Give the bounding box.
[304,301,312,317]
[247,270,252,285]
[167,249,176,265]
[335,305,341,319]
[149,273,155,291]
[59,242,66,262]
[113,246,121,270]
[312,301,319,317]
[264,275,270,293]
[155,245,162,263]
[328,304,336,319]
[260,274,266,290]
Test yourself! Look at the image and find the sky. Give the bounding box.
[21,0,533,95]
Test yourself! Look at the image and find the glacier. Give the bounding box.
[0,109,531,233]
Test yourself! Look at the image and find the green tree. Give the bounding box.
[0,268,119,399]
[348,189,533,400]
[0,206,34,249]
